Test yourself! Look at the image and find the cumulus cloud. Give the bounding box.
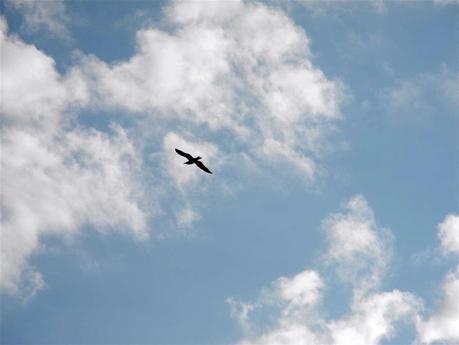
[0,18,147,298]
[0,17,83,127]
[1,0,346,298]
[273,269,324,308]
[229,195,421,345]
[73,0,344,181]
[417,214,459,344]
[233,210,459,345]
[327,290,421,345]
[322,195,393,293]
[417,269,459,345]
[5,0,70,40]
[228,269,325,345]
[438,214,459,255]
[1,124,148,299]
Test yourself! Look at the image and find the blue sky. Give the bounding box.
[1,1,458,344]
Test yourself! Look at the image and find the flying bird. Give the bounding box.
[175,148,212,174]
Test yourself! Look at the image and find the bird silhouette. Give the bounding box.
[175,148,212,174]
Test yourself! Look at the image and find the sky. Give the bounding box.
[0,0,458,344]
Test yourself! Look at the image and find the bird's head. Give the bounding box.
[196,156,202,160]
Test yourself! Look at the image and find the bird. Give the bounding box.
[175,148,212,174]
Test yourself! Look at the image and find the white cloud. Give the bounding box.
[290,0,386,15]
[295,0,458,14]
[433,0,459,5]
[232,273,420,345]
[233,269,326,345]
[438,214,459,255]
[1,125,148,296]
[273,269,324,308]
[5,0,70,40]
[417,269,459,344]
[0,17,82,127]
[261,138,316,181]
[381,79,423,112]
[1,0,346,298]
[443,72,459,107]
[0,19,147,297]
[73,0,344,181]
[229,195,421,345]
[227,298,255,334]
[322,195,392,293]
[328,290,420,345]
[416,214,459,344]
[176,206,201,229]
[380,67,459,121]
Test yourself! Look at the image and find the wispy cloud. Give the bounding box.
[176,206,201,229]
[5,0,71,40]
[433,0,459,5]
[274,0,387,15]
[294,0,458,14]
[379,67,459,123]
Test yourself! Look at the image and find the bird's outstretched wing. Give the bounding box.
[175,148,193,160]
[195,161,212,174]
